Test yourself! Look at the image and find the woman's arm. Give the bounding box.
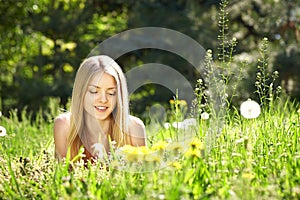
[53,113,70,159]
[129,115,147,146]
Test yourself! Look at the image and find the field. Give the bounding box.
[0,97,299,200]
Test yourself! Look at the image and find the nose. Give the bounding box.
[97,91,107,103]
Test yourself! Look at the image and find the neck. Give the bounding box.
[84,113,111,141]
[82,112,113,156]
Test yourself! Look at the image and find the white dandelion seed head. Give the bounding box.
[240,99,261,119]
[0,126,7,137]
[172,122,183,129]
[92,143,106,159]
[164,122,171,129]
[201,112,209,120]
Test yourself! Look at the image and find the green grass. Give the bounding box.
[0,98,299,199]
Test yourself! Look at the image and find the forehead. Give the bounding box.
[89,72,116,88]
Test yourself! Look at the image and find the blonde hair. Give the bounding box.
[67,55,130,159]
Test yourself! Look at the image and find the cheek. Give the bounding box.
[111,96,117,108]
[84,93,94,106]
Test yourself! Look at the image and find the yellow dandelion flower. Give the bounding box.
[242,172,255,180]
[144,153,162,163]
[169,161,182,170]
[151,140,169,151]
[184,148,201,159]
[190,138,203,150]
[138,146,152,155]
[167,142,184,153]
[120,145,136,154]
[169,99,175,104]
[125,153,139,162]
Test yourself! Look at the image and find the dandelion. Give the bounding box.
[184,148,201,159]
[144,153,162,163]
[190,138,204,150]
[240,99,261,119]
[200,112,209,120]
[168,161,182,170]
[119,145,153,162]
[172,121,183,129]
[163,122,171,129]
[92,143,106,160]
[169,99,175,105]
[167,142,184,154]
[151,140,169,151]
[242,172,255,180]
[0,126,7,137]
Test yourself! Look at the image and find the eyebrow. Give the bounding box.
[89,84,116,90]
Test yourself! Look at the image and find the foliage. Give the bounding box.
[1,0,299,119]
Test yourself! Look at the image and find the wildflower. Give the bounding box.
[0,111,2,117]
[92,143,106,160]
[190,138,203,150]
[119,145,153,162]
[242,172,255,180]
[200,112,209,120]
[167,142,184,154]
[168,161,182,170]
[184,148,201,159]
[163,122,171,129]
[172,121,183,129]
[0,126,7,137]
[240,99,261,119]
[151,140,169,151]
[144,153,162,163]
[169,99,175,105]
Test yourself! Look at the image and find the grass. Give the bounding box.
[0,97,299,199]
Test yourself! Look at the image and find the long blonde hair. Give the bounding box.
[67,55,130,159]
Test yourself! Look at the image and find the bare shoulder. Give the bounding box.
[54,112,71,134]
[53,112,71,158]
[129,115,146,146]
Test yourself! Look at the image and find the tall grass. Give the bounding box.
[0,95,299,199]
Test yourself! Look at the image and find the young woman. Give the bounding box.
[54,55,146,161]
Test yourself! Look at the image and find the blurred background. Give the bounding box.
[0,0,299,121]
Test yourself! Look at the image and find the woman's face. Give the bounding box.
[84,72,117,121]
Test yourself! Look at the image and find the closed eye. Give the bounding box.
[89,89,98,94]
[108,92,116,96]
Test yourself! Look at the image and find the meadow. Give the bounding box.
[0,93,299,199]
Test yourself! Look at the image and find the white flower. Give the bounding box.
[0,126,7,137]
[0,111,2,118]
[240,99,261,119]
[200,112,209,120]
[164,122,171,129]
[92,143,106,160]
[172,122,183,129]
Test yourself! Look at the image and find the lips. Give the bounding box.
[95,106,108,112]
